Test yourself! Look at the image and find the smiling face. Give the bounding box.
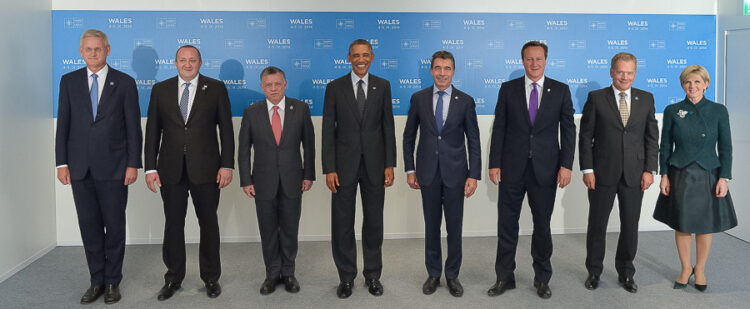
[79,36,110,72]
[522,46,546,82]
[347,43,373,78]
[261,72,287,105]
[610,59,636,91]
[175,46,202,81]
[682,73,708,102]
[431,58,455,91]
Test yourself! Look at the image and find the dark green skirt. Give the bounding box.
[654,163,737,234]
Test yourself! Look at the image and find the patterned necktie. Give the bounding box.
[90,73,98,119]
[435,90,446,133]
[272,105,282,145]
[529,82,539,125]
[180,82,191,122]
[356,79,366,117]
[619,91,629,126]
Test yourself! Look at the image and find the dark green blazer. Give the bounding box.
[659,97,732,179]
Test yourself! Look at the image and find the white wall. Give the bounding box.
[0,0,56,282]
[52,0,718,245]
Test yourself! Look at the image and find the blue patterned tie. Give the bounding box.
[435,90,446,133]
[179,82,191,122]
[90,73,98,119]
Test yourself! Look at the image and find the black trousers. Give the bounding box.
[255,181,302,278]
[160,162,221,284]
[420,170,465,279]
[71,171,128,286]
[331,159,385,282]
[585,175,643,278]
[495,159,557,284]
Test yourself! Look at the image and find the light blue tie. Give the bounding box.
[90,73,98,119]
[435,90,446,133]
[180,82,191,122]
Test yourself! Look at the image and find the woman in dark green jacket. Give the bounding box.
[654,65,737,292]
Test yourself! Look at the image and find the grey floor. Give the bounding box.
[1,231,749,308]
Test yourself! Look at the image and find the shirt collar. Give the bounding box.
[612,85,631,99]
[525,74,545,89]
[87,64,108,77]
[178,74,200,87]
[266,96,286,112]
[433,85,453,96]
[351,71,369,86]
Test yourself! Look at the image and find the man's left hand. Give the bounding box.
[464,178,478,197]
[216,169,233,189]
[384,167,394,188]
[641,172,654,191]
[124,167,138,186]
[557,167,572,188]
[301,180,313,192]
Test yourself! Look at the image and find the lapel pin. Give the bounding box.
[455,96,459,100]
[634,96,639,100]
[547,88,551,92]
[372,86,376,90]
[109,81,114,86]
[290,105,294,110]
[202,84,208,91]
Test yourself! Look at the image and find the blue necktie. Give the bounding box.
[180,82,191,122]
[90,73,98,119]
[435,90,446,133]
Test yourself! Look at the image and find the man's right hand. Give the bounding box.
[326,172,340,193]
[583,173,596,190]
[57,167,71,185]
[489,168,501,185]
[146,172,162,193]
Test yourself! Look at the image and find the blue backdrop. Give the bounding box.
[53,11,716,116]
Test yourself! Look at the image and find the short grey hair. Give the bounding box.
[80,29,109,47]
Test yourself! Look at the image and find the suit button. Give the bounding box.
[184,127,187,131]
[701,133,706,137]
[435,151,439,155]
[438,136,442,140]
[530,134,533,138]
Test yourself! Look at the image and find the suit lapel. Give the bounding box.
[516,80,532,128]
[424,86,439,133]
[605,87,625,128]
[362,76,377,122]
[76,69,95,122]
[278,100,294,146]
[95,70,116,121]
[626,91,642,129]
[256,101,277,146]
[186,75,207,125]
[444,87,461,131]
[533,80,551,131]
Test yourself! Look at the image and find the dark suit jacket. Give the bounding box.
[403,85,481,188]
[56,66,142,180]
[238,98,315,200]
[579,87,658,187]
[321,73,397,185]
[489,76,576,186]
[144,74,234,185]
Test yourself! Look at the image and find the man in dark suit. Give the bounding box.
[144,45,234,300]
[579,52,658,293]
[487,41,576,299]
[238,66,315,295]
[403,50,481,297]
[322,39,397,298]
[55,29,142,305]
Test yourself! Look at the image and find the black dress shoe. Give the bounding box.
[336,281,353,298]
[487,280,516,296]
[157,282,181,301]
[584,274,600,290]
[618,276,638,293]
[80,284,104,304]
[103,284,121,304]
[260,277,279,295]
[205,280,221,298]
[422,277,439,295]
[365,278,384,296]
[281,276,300,293]
[446,278,464,297]
[534,281,552,299]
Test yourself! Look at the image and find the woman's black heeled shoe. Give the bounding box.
[693,267,707,292]
[673,268,694,289]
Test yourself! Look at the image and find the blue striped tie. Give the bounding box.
[435,90,446,133]
[90,73,98,119]
[180,82,191,122]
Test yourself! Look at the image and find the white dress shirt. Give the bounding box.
[524,75,545,109]
[178,74,200,120]
[350,71,369,101]
[267,96,286,130]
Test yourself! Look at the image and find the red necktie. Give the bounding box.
[272,105,281,145]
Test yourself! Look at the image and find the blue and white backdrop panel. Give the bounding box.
[53,11,716,117]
